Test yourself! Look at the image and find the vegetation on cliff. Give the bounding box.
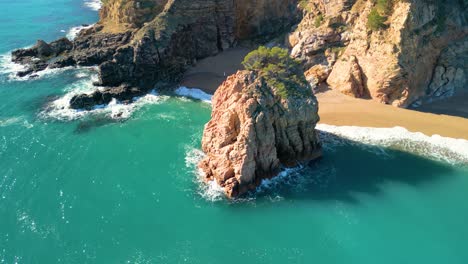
[367,0,395,31]
[242,46,311,99]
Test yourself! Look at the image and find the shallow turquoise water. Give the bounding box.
[1,1,468,263]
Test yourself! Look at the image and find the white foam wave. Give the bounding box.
[184,147,225,201]
[175,86,212,103]
[40,71,167,121]
[317,124,468,165]
[0,50,78,81]
[84,0,101,11]
[0,53,27,79]
[190,123,468,201]
[66,24,94,40]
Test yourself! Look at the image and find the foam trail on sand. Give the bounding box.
[317,124,468,165]
[175,87,212,103]
[84,0,101,11]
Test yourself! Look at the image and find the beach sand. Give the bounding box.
[315,88,468,139]
[180,48,468,140]
[180,48,251,93]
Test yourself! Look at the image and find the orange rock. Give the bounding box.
[199,71,322,198]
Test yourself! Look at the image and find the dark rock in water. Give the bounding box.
[12,48,37,64]
[12,38,74,76]
[49,55,76,69]
[12,0,301,108]
[17,61,48,77]
[35,40,54,57]
[69,86,145,110]
[13,38,72,63]
[17,68,34,77]
[11,0,299,90]
[49,38,73,55]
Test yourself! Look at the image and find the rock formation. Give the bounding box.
[199,70,321,198]
[289,0,467,107]
[12,0,300,109]
[11,0,467,109]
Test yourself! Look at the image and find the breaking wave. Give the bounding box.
[0,50,78,82]
[184,147,226,202]
[0,52,27,80]
[317,124,468,165]
[39,71,168,121]
[65,24,94,40]
[189,122,468,202]
[84,0,101,11]
[175,86,212,103]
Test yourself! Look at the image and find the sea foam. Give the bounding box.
[0,53,27,79]
[184,93,468,201]
[0,50,79,82]
[317,124,468,165]
[66,24,94,40]
[84,0,101,11]
[40,69,168,121]
[175,86,212,103]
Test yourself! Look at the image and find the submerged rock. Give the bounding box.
[199,70,321,198]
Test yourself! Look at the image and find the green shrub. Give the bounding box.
[314,14,324,28]
[298,0,312,12]
[367,8,387,31]
[242,46,311,99]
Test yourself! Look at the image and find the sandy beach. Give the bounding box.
[180,49,468,140]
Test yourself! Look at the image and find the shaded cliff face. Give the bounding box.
[290,0,467,107]
[12,0,301,109]
[99,0,169,31]
[199,71,321,198]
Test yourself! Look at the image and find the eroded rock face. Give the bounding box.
[12,0,300,109]
[199,71,321,198]
[290,0,468,107]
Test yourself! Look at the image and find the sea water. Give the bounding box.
[1,1,468,263]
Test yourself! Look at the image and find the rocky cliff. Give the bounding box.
[199,69,321,198]
[12,0,300,109]
[290,0,467,107]
[12,0,467,109]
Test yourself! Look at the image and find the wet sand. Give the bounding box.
[180,49,468,140]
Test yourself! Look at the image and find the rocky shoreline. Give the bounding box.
[12,0,299,109]
[11,0,467,111]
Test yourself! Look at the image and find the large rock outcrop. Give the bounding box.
[12,0,300,109]
[199,71,321,198]
[289,0,467,107]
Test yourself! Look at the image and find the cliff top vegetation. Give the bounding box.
[242,46,311,99]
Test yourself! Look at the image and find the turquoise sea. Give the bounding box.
[1,1,468,263]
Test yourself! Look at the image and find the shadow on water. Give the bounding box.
[74,116,123,133]
[250,131,456,204]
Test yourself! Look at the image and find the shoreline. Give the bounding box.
[179,49,468,141]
